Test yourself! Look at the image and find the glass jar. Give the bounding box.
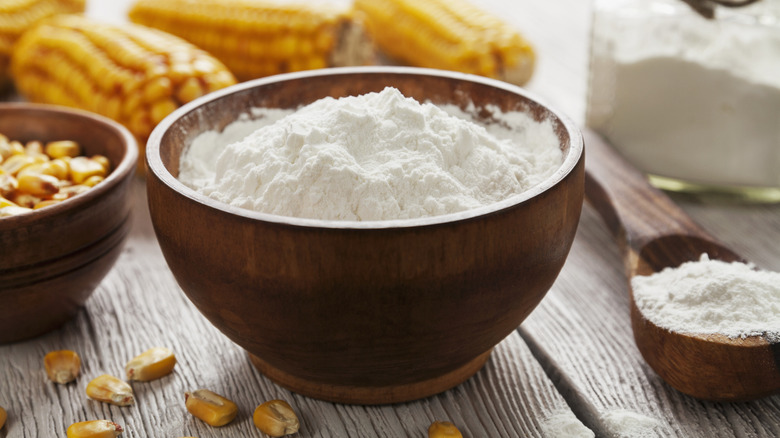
[586,0,780,202]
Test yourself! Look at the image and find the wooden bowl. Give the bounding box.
[146,67,584,404]
[0,103,138,344]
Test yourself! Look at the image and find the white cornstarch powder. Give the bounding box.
[179,87,562,221]
[632,254,780,341]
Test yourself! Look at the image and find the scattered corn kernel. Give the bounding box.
[0,405,6,429]
[184,389,238,427]
[125,347,176,381]
[428,421,463,438]
[44,350,81,384]
[45,140,81,159]
[252,399,299,437]
[86,375,134,406]
[66,420,123,438]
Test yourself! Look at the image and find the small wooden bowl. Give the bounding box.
[146,67,584,404]
[0,103,138,344]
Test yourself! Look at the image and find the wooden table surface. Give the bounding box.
[2,1,779,437]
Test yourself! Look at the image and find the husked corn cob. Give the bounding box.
[253,399,299,437]
[354,0,535,85]
[428,421,463,438]
[184,389,238,427]
[128,0,376,82]
[67,420,123,438]
[125,347,176,381]
[10,14,236,154]
[44,349,81,384]
[0,0,85,90]
[86,374,135,406]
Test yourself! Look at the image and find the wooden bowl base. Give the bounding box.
[248,349,493,405]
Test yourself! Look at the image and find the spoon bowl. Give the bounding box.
[584,130,780,401]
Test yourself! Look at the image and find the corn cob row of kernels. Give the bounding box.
[128,0,376,82]
[354,0,535,85]
[0,133,109,217]
[0,0,84,90]
[10,14,236,155]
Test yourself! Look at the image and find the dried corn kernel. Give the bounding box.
[69,157,107,184]
[66,420,123,438]
[82,175,104,188]
[45,140,81,159]
[0,205,33,216]
[0,170,17,197]
[34,199,63,209]
[44,350,81,384]
[184,389,238,427]
[16,172,60,197]
[86,375,134,406]
[125,347,176,381]
[253,400,299,437]
[0,406,6,429]
[428,421,463,438]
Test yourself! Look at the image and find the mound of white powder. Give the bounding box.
[178,87,562,221]
[632,254,780,341]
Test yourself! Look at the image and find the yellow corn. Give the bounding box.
[9,192,40,208]
[1,153,46,175]
[184,389,238,427]
[0,205,32,216]
[85,374,135,406]
[253,399,299,437]
[10,15,236,161]
[0,405,6,429]
[0,0,85,90]
[0,169,17,197]
[34,199,62,209]
[45,140,80,158]
[0,195,17,208]
[428,421,463,438]
[128,0,376,82]
[125,347,176,381]
[66,420,123,438]
[44,349,81,384]
[16,172,60,197]
[68,156,107,184]
[354,0,535,85]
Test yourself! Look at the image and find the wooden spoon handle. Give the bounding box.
[582,130,711,251]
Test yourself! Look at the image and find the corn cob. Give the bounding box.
[10,14,236,161]
[353,0,535,85]
[128,0,376,82]
[0,0,84,90]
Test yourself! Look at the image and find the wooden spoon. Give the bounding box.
[583,129,780,402]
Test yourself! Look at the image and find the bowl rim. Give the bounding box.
[147,66,583,230]
[0,102,138,228]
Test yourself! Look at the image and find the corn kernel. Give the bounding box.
[69,156,107,184]
[0,406,6,429]
[17,172,60,197]
[0,205,33,217]
[252,400,299,437]
[0,196,17,208]
[428,421,463,438]
[45,140,81,159]
[86,375,135,406]
[34,199,63,209]
[184,389,238,427]
[0,170,17,197]
[91,155,111,173]
[125,347,176,381]
[25,140,44,156]
[82,175,104,188]
[44,350,81,384]
[66,420,123,438]
[10,193,41,208]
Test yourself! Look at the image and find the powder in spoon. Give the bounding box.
[632,254,780,341]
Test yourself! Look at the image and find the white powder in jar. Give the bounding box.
[632,254,780,341]
[179,87,563,221]
[587,0,780,188]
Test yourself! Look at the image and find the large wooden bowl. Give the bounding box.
[0,103,138,344]
[146,67,584,404]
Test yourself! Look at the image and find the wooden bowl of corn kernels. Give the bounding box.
[146,67,584,404]
[0,103,138,344]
